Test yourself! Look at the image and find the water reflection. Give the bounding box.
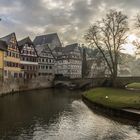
[0,89,139,140]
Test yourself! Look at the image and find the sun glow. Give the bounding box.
[121,34,138,55]
[127,34,137,43]
[122,43,136,55]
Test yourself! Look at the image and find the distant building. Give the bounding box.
[87,58,110,78]
[35,44,55,80]
[118,64,132,77]
[33,33,62,50]
[18,37,38,79]
[1,33,22,79]
[54,43,82,79]
[0,41,8,80]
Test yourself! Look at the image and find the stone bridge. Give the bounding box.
[54,77,108,89]
[54,77,140,89]
[115,77,140,87]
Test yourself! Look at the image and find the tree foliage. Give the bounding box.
[85,9,129,86]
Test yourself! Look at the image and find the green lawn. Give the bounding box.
[84,88,140,109]
[127,83,140,89]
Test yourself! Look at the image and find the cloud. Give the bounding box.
[0,0,140,44]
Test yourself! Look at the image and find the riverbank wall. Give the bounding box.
[82,95,140,124]
[0,77,53,96]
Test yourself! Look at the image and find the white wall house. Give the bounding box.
[33,33,61,80]
[53,43,82,79]
[35,44,55,80]
[87,58,110,78]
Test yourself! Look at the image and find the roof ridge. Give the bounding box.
[18,36,31,42]
[0,32,15,39]
[35,33,57,38]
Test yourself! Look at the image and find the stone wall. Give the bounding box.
[0,77,53,96]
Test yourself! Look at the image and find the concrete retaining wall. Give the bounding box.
[0,77,53,96]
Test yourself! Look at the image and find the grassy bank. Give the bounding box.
[84,88,140,109]
[127,83,140,89]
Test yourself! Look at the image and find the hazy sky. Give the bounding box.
[0,0,140,44]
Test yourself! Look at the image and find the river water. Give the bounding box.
[0,89,139,140]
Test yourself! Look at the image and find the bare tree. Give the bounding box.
[133,15,140,56]
[85,10,129,87]
[135,14,140,28]
[133,40,140,56]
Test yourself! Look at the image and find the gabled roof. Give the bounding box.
[0,40,8,51]
[18,37,34,51]
[35,44,52,57]
[53,46,64,52]
[0,32,17,45]
[33,33,61,47]
[18,37,33,47]
[52,47,64,59]
[36,44,48,54]
[18,36,38,56]
[64,43,79,52]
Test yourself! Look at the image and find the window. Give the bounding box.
[12,52,15,57]
[4,61,7,67]
[21,65,24,69]
[16,54,19,58]
[5,52,7,57]
[16,63,18,67]
[4,70,7,76]
[32,66,34,70]
[8,52,11,56]
[14,73,18,78]
[19,73,22,78]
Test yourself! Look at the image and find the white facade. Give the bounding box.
[55,58,82,78]
[54,44,82,79]
[36,44,55,80]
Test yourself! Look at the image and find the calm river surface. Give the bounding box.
[0,89,140,140]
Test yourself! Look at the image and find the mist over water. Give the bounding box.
[0,89,139,140]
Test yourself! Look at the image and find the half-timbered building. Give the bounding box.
[0,41,8,80]
[1,33,22,79]
[18,37,38,79]
[35,44,55,80]
[55,43,82,79]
